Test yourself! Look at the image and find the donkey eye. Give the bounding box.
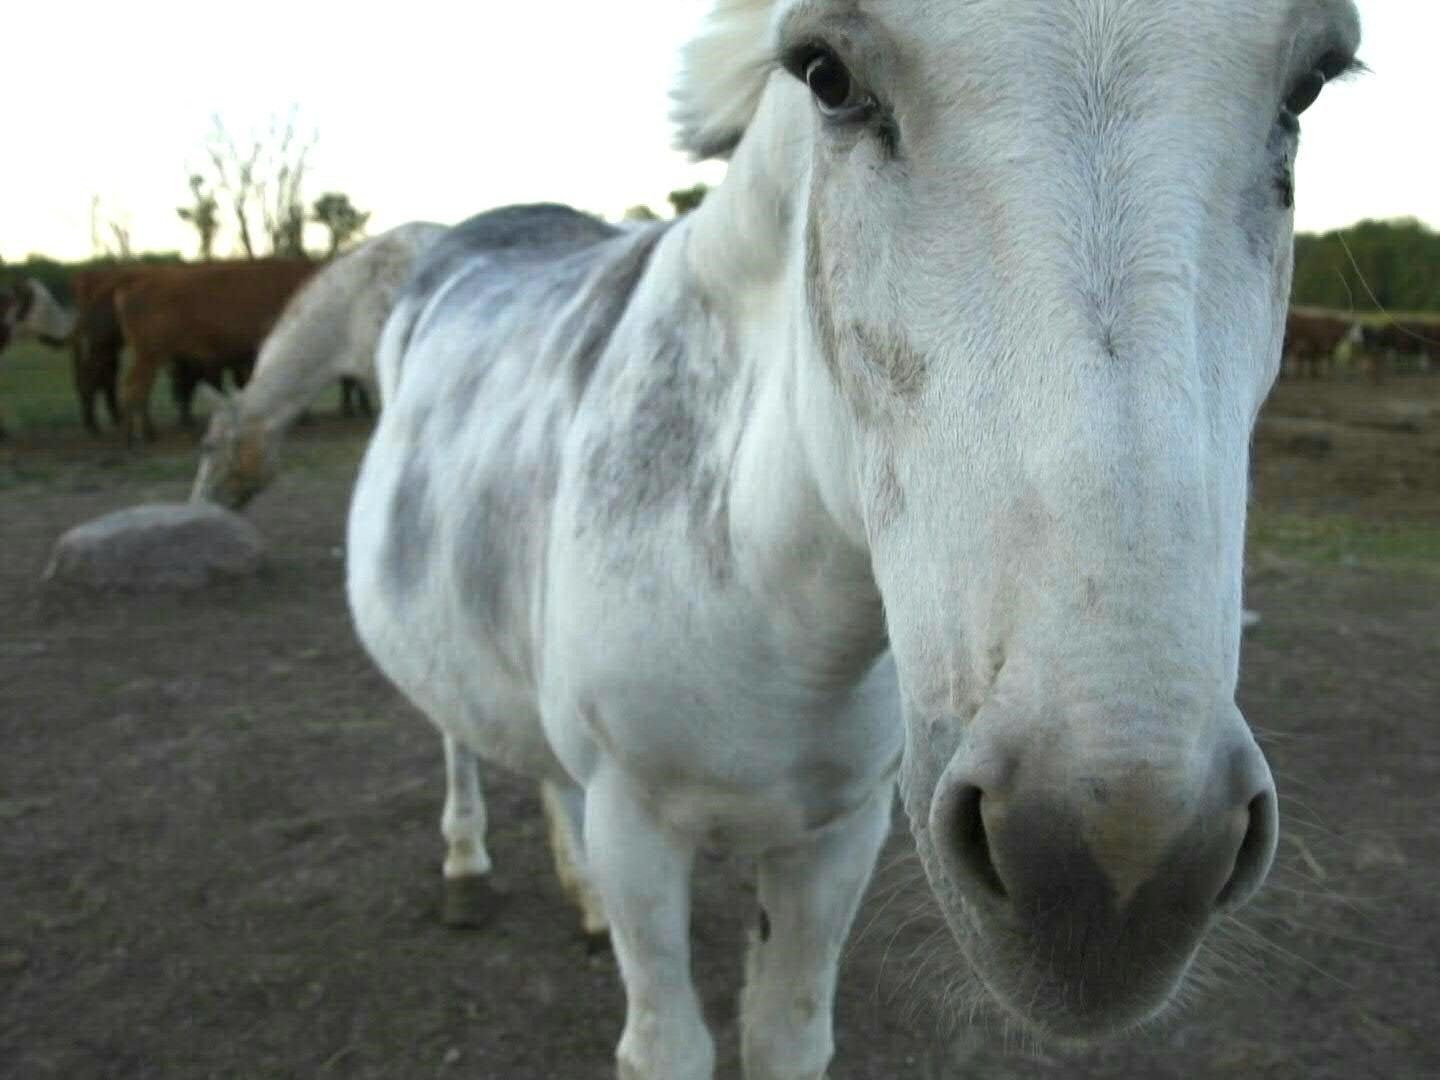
[1283,70,1327,117]
[804,52,865,116]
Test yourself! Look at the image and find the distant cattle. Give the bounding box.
[113,260,316,443]
[1283,309,1363,379]
[72,265,270,436]
[1362,320,1439,375]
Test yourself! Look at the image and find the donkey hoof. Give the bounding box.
[442,875,504,929]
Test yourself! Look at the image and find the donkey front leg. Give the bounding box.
[586,767,714,1080]
[741,789,892,1080]
[440,734,503,928]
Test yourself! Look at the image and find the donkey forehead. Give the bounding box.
[679,0,1359,161]
[775,0,1360,82]
[773,0,1359,42]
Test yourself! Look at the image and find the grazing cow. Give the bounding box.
[1282,308,1363,378]
[1363,319,1439,375]
[113,259,315,443]
[347,1,1361,1075]
[191,222,446,509]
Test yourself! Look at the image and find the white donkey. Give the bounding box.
[191,222,447,509]
[347,1,1362,1076]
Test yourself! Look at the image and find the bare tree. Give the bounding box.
[89,195,134,258]
[207,117,262,258]
[177,174,220,259]
[205,110,316,258]
[256,111,314,257]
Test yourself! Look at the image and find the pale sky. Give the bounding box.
[3,0,1431,263]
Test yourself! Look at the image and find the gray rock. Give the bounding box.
[45,502,264,590]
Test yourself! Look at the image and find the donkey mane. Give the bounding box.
[672,0,780,160]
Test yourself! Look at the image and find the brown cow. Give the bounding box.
[72,265,267,436]
[113,260,316,443]
[1282,308,1363,379]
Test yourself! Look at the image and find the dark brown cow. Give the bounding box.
[113,260,316,443]
[1363,320,1439,372]
[1282,309,1362,379]
[70,267,145,433]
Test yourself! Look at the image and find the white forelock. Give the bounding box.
[671,0,781,160]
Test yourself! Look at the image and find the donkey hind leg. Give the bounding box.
[440,734,504,929]
[741,788,892,1080]
[540,779,610,949]
[586,766,714,1080]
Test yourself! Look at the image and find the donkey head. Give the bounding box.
[192,385,274,510]
[679,0,1361,1039]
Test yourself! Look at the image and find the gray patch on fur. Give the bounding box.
[397,205,623,364]
[807,208,924,415]
[585,326,700,519]
[558,225,668,401]
[805,212,842,387]
[581,298,740,579]
[1242,128,1296,265]
[450,410,560,681]
[853,322,928,400]
[868,454,907,533]
[384,454,436,599]
[689,465,733,582]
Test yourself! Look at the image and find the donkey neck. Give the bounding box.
[674,104,886,686]
[236,327,341,435]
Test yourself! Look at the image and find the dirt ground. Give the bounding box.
[1,378,1437,1079]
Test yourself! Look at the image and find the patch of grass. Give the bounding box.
[0,339,191,436]
[0,338,353,438]
[0,340,87,433]
[1249,508,1440,573]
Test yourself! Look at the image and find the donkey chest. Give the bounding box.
[542,591,903,849]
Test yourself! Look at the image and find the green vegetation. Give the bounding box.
[1249,507,1440,574]
[0,340,150,435]
[1292,218,1440,316]
[0,339,357,490]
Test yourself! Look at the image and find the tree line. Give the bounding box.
[1292,218,1440,316]
[6,170,1436,317]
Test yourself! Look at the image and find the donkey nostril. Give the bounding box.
[955,785,1008,901]
[1215,791,1277,910]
